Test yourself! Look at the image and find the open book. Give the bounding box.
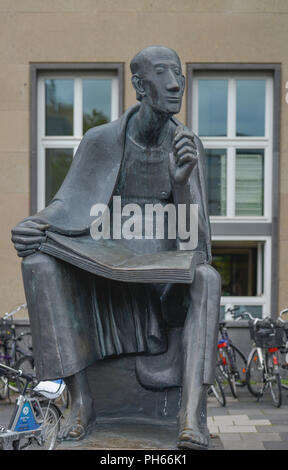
[39,232,205,283]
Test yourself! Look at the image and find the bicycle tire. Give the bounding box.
[16,402,61,450]
[278,348,288,390]
[0,376,8,400]
[246,348,264,398]
[210,374,226,407]
[14,355,35,393]
[217,344,246,398]
[267,353,282,408]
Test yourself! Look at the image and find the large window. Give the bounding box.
[35,67,122,211]
[192,73,273,221]
[189,67,278,319]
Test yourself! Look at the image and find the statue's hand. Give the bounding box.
[169,127,198,185]
[11,220,49,257]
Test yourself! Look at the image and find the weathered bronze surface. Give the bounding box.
[11,46,221,450]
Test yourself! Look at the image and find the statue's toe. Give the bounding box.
[177,427,209,450]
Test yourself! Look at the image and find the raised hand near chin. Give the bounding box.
[169,126,198,185]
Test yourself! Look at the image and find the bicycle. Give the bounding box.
[0,304,34,400]
[216,307,247,398]
[208,370,226,407]
[0,362,64,450]
[276,308,288,391]
[246,314,285,408]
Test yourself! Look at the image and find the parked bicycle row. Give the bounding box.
[210,306,288,409]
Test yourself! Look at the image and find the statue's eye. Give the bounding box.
[174,68,180,75]
[155,66,165,74]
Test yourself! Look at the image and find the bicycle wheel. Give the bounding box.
[14,355,35,393]
[0,376,8,400]
[209,374,226,407]
[278,347,288,390]
[246,348,264,398]
[267,353,282,408]
[217,346,238,398]
[16,403,61,450]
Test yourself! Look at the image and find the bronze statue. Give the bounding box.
[11,46,221,450]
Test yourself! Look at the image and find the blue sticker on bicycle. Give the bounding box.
[15,401,40,432]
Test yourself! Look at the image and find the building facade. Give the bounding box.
[0,0,287,321]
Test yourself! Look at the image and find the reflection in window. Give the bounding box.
[212,245,258,297]
[235,149,264,216]
[236,80,266,136]
[233,305,262,319]
[45,148,73,205]
[83,79,112,133]
[45,80,74,135]
[205,149,227,216]
[198,79,228,137]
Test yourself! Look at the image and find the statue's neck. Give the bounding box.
[128,103,172,148]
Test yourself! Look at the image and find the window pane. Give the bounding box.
[83,79,112,133]
[235,149,264,216]
[45,148,73,205]
[205,149,227,216]
[232,305,263,319]
[45,80,74,135]
[212,245,258,296]
[236,80,266,136]
[198,79,228,136]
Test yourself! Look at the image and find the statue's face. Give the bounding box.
[139,48,184,115]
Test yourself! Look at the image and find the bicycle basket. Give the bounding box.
[249,321,285,348]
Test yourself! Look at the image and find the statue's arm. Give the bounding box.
[11,129,97,257]
[169,127,212,262]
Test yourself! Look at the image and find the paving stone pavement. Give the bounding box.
[1,386,288,450]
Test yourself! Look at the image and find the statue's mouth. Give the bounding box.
[166,97,181,102]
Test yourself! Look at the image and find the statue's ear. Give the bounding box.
[181,74,185,94]
[131,74,146,101]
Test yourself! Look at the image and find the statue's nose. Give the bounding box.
[166,70,180,92]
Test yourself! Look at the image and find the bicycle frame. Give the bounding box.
[0,362,63,450]
[248,345,280,393]
[218,323,236,372]
[0,394,45,450]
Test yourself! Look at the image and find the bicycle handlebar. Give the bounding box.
[0,362,35,383]
[2,304,27,321]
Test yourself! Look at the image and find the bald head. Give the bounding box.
[130,46,181,78]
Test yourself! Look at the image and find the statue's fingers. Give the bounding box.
[17,249,37,258]
[174,137,197,153]
[14,243,40,251]
[176,145,198,158]
[174,129,194,144]
[11,235,46,244]
[178,154,197,167]
[12,226,47,237]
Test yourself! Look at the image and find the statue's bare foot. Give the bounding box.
[177,424,209,450]
[59,370,96,441]
[59,402,97,441]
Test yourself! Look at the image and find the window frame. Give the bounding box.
[30,63,124,214]
[191,72,273,222]
[186,63,281,317]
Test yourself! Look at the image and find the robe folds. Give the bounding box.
[21,104,215,381]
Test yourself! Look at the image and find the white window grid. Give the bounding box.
[37,72,119,211]
[192,72,274,223]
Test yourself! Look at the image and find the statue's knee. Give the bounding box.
[190,264,222,300]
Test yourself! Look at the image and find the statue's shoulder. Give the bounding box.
[81,119,120,145]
